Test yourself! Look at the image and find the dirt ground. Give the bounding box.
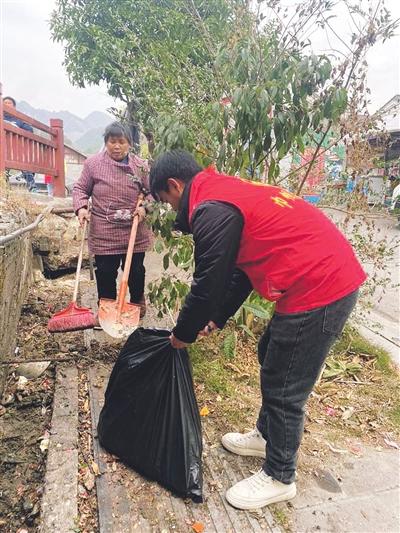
[0,367,54,531]
[0,276,118,533]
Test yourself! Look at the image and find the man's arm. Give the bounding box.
[173,201,244,343]
[210,268,253,329]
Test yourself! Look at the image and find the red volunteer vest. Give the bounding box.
[188,168,366,313]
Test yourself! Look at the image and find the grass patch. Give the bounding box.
[189,323,400,439]
[388,404,400,428]
[189,332,261,429]
[189,339,234,396]
[307,325,400,439]
[270,504,292,531]
[328,325,396,377]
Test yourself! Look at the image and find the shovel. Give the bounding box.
[98,194,143,338]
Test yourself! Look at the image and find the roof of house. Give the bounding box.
[376,95,400,132]
[64,143,87,159]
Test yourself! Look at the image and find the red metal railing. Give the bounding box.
[0,83,66,197]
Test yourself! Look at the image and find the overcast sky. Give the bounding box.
[0,0,399,118]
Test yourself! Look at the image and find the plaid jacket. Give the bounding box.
[73,151,153,255]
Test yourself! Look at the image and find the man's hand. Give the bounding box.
[134,205,146,223]
[77,207,90,227]
[170,333,189,349]
[199,321,219,337]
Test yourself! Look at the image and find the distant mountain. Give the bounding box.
[17,101,113,154]
[74,126,106,154]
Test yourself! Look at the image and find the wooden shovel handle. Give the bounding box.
[117,194,144,314]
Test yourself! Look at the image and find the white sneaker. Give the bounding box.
[221,428,266,458]
[226,470,296,510]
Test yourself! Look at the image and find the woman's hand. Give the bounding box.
[77,207,90,227]
[134,205,147,223]
[170,333,189,349]
[198,321,219,337]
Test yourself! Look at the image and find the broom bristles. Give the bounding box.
[48,312,96,333]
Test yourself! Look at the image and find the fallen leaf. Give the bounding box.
[16,485,25,497]
[327,442,347,454]
[17,376,28,391]
[39,431,50,453]
[341,407,354,420]
[200,406,209,417]
[2,394,14,406]
[82,467,95,491]
[383,438,399,450]
[225,362,241,374]
[91,461,100,476]
[349,444,363,456]
[191,521,205,533]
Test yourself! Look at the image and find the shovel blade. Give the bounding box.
[98,298,141,339]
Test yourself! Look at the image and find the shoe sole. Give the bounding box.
[225,485,296,510]
[221,436,266,458]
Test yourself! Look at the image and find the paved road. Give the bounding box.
[324,208,400,365]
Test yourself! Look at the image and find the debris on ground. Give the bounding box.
[1,272,399,532]
[0,276,117,531]
[15,362,51,379]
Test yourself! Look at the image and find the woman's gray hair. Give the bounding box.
[103,121,133,144]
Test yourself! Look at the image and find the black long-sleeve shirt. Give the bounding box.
[173,183,252,343]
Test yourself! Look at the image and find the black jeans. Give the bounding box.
[23,172,36,191]
[256,290,358,484]
[94,253,145,304]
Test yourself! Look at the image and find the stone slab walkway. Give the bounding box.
[87,364,280,533]
[39,366,79,533]
[292,444,399,532]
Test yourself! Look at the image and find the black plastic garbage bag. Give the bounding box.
[97,328,203,502]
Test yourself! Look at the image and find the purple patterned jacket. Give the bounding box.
[73,151,153,255]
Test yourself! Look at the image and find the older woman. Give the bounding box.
[73,122,153,318]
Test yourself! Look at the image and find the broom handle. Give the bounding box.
[117,194,144,315]
[72,219,88,303]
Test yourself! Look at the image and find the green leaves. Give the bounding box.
[232,293,274,338]
[207,33,342,181]
[223,331,237,359]
[52,0,350,188]
[51,0,234,128]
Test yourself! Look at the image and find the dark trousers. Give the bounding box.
[256,290,358,484]
[94,253,146,303]
[23,172,36,191]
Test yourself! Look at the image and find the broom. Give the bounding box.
[48,219,96,333]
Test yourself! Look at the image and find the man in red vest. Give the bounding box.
[150,150,366,510]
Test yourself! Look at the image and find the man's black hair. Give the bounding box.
[103,121,133,144]
[3,96,16,107]
[150,150,203,198]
